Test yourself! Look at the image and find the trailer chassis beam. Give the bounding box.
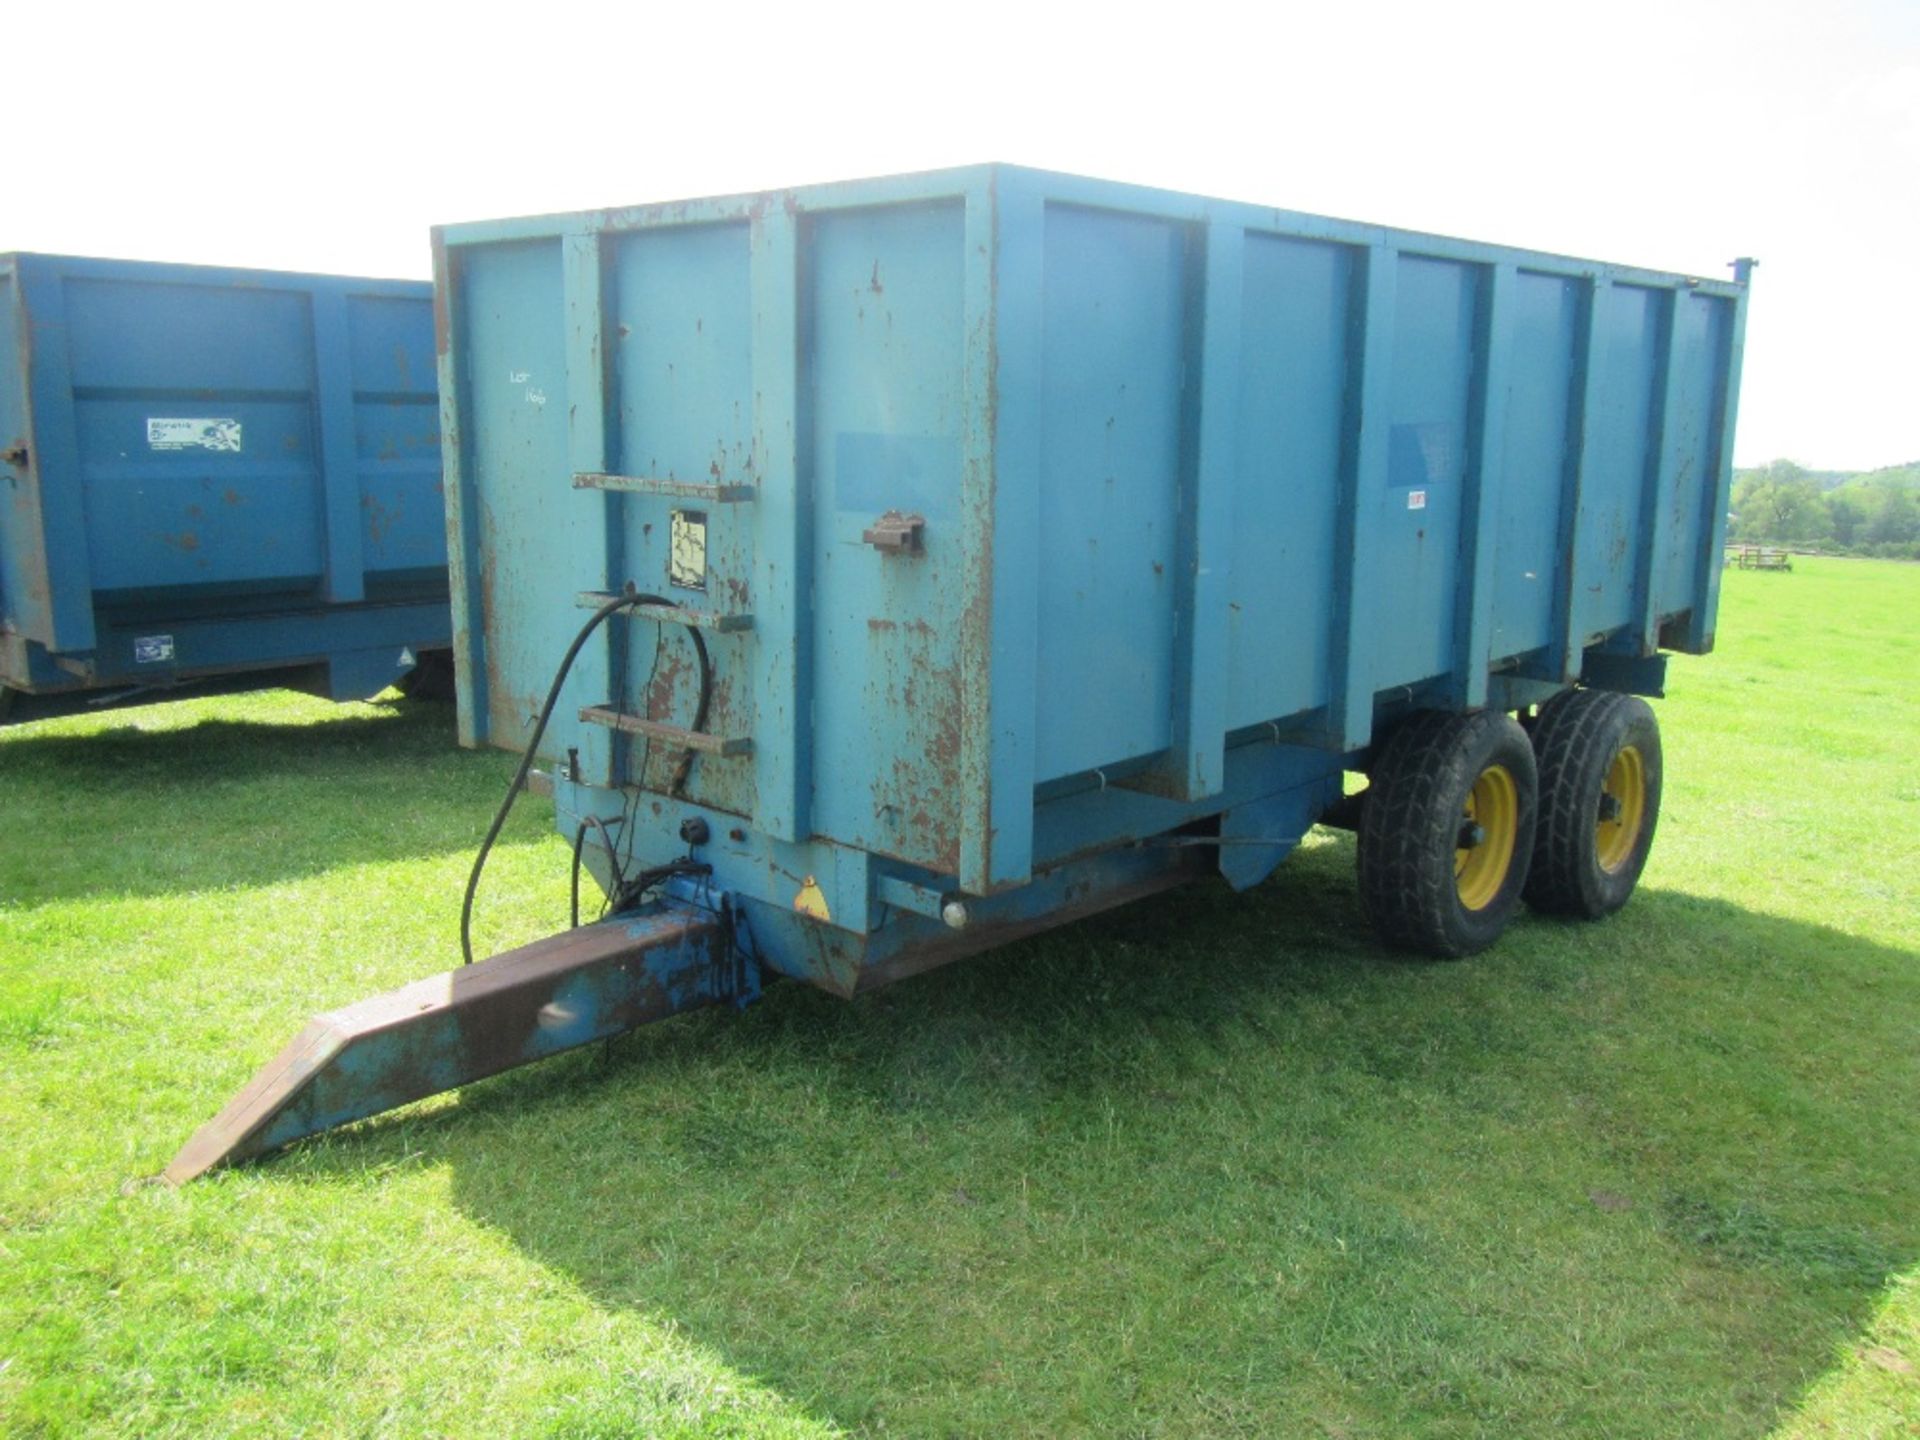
[166,904,736,1184]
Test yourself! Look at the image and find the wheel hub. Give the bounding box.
[1454,765,1519,912]
[1594,744,1647,874]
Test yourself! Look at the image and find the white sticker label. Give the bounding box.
[1407,489,1428,511]
[134,634,175,664]
[148,418,242,453]
[669,509,708,591]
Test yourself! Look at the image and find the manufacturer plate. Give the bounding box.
[147,418,243,453]
[134,634,176,664]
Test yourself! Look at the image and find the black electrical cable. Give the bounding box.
[608,855,709,914]
[572,813,629,925]
[460,591,712,966]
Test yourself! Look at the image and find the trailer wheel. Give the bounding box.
[1357,710,1538,958]
[395,649,456,702]
[1523,688,1662,918]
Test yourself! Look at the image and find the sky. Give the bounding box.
[8,0,1915,471]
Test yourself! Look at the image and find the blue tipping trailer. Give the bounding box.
[170,167,1750,1179]
[0,253,449,720]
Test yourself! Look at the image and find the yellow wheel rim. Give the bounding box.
[1595,744,1647,874]
[1455,763,1519,912]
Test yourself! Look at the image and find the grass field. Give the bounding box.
[2,557,1916,1438]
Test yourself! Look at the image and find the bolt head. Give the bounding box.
[940,900,970,931]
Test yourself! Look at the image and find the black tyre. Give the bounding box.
[1523,688,1662,918]
[1357,709,1539,958]
[395,649,456,702]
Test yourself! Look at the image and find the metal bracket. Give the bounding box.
[578,705,754,757]
[574,592,754,632]
[862,510,925,555]
[572,471,757,504]
[1579,650,1667,699]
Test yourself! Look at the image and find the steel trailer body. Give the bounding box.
[0,254,449,715]
[168,167,1749,1179]
[434,165,1746,986]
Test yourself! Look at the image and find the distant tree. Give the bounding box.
[1755,458,1813,488]
[1730,462,1833,546]
[1868,486,1919,546]
[1828,490,1870,547]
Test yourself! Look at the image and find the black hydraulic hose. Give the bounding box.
[569,824,589,930]
[460,591,712,966]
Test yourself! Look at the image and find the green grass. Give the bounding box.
[2,557,1917,1438]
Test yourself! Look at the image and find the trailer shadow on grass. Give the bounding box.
[285,841,1920,1436]
[0,693,516,907]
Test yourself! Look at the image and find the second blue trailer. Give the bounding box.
[0,253,448,721]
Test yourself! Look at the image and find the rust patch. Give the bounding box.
[221,487,241,506]
[159,531,200,553]
[364,494,401,543]
[863,612,964,876]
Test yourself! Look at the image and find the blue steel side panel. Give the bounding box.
[611,225,754,487]
[806,202,968,871]
[12,261,94,651]
[1225,234,1353,730]
[64,275,324,595]
[0,267,28,638]
[461,241,571,743]
[1490,271,1582,661]
[748,209,810,844]
[1333,246,1397,748]
[979,184,1043,891]
[1684,285,1746,652]
[1651,293,1730,625]
[1033,203,1187,782]
[1170,221,1239,800]
[1451,261,1514,709]
[1369,255,1479,689]
[348,293,443,588]
[1574,283,1662,644]
[81,599,449,687]
[609,222,756,814]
